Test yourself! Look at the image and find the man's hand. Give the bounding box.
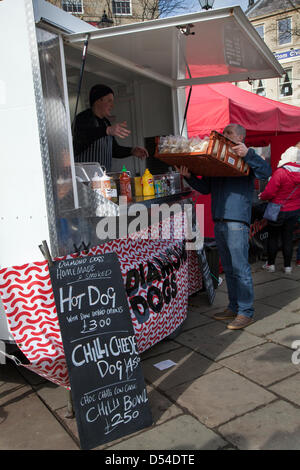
[232,143,248,158]
[132,146,149,159]
[106,121,131,139]
[175,165,191,179]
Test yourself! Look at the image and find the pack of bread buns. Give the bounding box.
[158,135,209,154]
[155,131,250,177]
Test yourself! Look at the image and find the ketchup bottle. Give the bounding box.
[119,165,132,202]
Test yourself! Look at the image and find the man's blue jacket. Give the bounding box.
[186,148,272,226]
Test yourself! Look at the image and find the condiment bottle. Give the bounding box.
[110,177,118,203]
[142,168,155,196]
[91,172,102,191]
[161,175,168,195]
[154,175,163,196]
[134,175,143,196]
[100,170,112,200]
[119,165,132,202]
[168,171,176,195]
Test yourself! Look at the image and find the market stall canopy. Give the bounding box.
[186,82,300,138]
[63,6,284,88]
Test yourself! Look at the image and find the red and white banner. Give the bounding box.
[0,221,202,388]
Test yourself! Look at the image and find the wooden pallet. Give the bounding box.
[154,131,250,177]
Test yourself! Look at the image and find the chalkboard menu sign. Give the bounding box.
[198,249,215,305]
[49,252,152,450]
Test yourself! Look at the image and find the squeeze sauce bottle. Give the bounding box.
[119,165,132,202]
[91,172,102,191]
[100,170,112,200]
[142,168,155,196]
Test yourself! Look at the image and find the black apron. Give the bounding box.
[76,135,113,172]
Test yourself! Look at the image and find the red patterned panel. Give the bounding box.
[0,218,202,388]
[0,261,69,388]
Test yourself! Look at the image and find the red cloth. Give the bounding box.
[187,83,300,137]
[260,163,300,211]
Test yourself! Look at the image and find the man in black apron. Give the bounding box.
[73,84,148,171]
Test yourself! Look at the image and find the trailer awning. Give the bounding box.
[63,6,284,88]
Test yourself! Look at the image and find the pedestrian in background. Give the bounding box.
[259,145,300,273]
[295,142,300,267]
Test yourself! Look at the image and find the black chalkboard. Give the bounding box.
[198,248,216,305]
[49,252,152,450]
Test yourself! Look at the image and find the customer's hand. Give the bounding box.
[106,121,131,139]
[175,165,191,179]
[232,143,248,158]
[132,146,149,159]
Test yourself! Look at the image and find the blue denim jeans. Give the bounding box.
[214,221,254,318]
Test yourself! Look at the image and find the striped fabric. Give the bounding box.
[75,135,113,172]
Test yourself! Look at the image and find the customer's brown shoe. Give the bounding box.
[213,309,237,321]
[227,315,254,330]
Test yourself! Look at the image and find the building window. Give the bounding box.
[278,17,292,45]
[255,24,264,40]
[279,68,293,97]
[112,0,131,15]
[252,79,266,97]
[62,1,83,14]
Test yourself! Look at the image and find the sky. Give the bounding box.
[171,0,250,15]
[206,0,249,10]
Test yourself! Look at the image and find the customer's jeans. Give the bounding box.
[214,221,254,318]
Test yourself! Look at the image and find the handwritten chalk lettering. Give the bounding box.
[114,382,137,396]
[124,356,141,379]
[80,313,90,320]
[98,388,113,400]
[99,391,148,433]
[86,401,140,431]
[106,306,123,315]
[59,286,116,313]
[97,359,123,381]
[66,314,79,323]
[91,308,106,317]
[88,286,116,308]
[58,258,88,269]
[71,338,109,367]
[80,393,97,406]
[96,354,140,382]
[104,410,140,434]
[59,286,86,313]
[50,252,152,449]
[86,398,121,422]
[56,263,96,280]
[124,390,148,411]
[80,317,111,334]
[89,256,105,263]
[109,335,138,357]
[71,335,137,368]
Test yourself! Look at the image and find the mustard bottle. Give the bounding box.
[142,168,155,196]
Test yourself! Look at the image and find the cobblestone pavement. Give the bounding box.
[1,256,300,450]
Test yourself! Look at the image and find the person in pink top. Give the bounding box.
[259,146,300,274]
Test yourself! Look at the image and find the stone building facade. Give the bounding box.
[238,0,300,107]
[46,0,155,27]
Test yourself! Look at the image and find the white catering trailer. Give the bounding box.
[0,0,284,343]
